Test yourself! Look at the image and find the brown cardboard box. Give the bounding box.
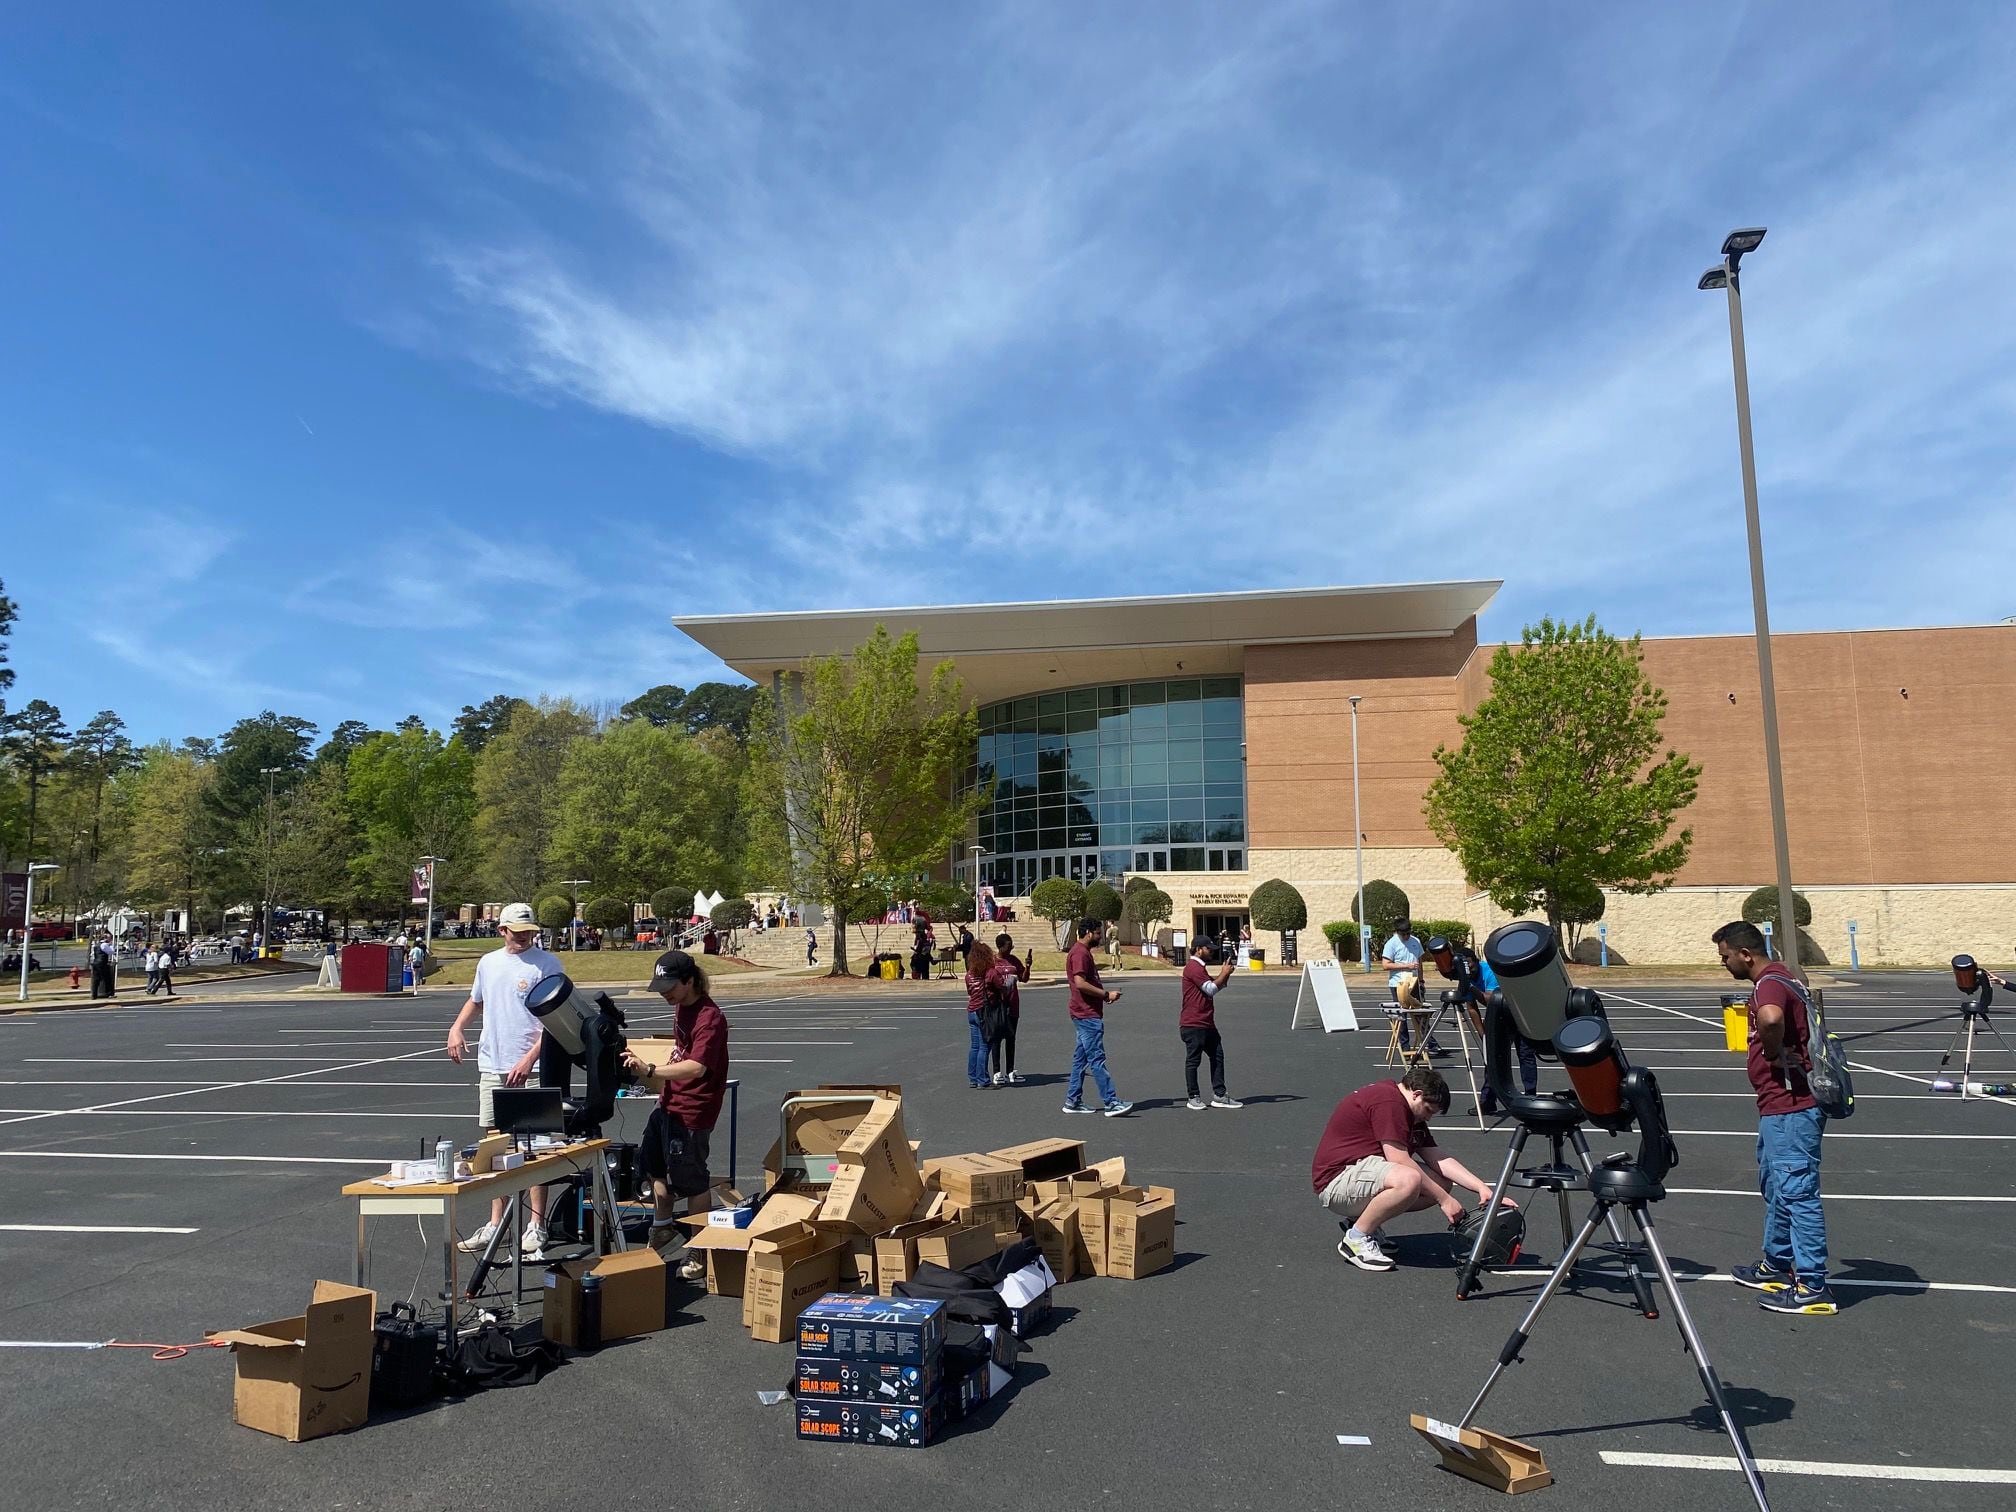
[827,1229,878,1292]
[914,1222,999,1272]
[543,1248,668,1346]
[1030,1200,1081,1282]
[987,1137,1088,1184]
[471,1133,512,1173]
[819,1098,924,1232]
[946,1199,1024,1244]
[760,1089,889,1193]
[679,1191,823,1296]
[924,1152,1024,1207]
[1070,1157,1128,1193]
[208,1281,375,1442]
[872,1217,958,1296]
[745,1226,849,1343]
[1105,1185,1178,1279]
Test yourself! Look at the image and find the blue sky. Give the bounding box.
[4,2,2012,745]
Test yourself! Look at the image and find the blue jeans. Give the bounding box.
[968,1016,989,1086]
[1758,1106,1828,1283]
[1067,1017,1118,1107]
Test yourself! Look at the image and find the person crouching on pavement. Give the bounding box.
[1312,1066,1514,1271]
[621,949,730,1282]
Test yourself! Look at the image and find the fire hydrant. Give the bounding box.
[69,965,83,990]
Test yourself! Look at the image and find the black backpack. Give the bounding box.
[1784,980,1854,1120]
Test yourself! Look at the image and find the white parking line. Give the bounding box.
[0,1047,444,1129]
[1433,1124,2016,1141]
[1598,1450,2016,1484]
[0,1108,467,1120]
[0,1223,199,1235]
[1680,1270,2016,1296]
[0,1151,383,1165]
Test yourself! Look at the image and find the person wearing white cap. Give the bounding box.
[446,902,562,1258]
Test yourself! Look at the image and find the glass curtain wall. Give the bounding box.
[962,677,1246,895]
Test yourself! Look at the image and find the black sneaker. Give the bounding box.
[1730,1261,1794,1293]
[1758,1281,1837,1315]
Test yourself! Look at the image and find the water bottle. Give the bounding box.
[434,1138,454,1182]
[579,1271,604,1350]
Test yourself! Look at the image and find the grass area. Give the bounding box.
[9,957,310,1001]
[415,949,763,990]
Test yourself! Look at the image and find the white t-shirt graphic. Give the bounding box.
[472,945,562,1073]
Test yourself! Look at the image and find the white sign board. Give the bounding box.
[1290,959,1359,1032]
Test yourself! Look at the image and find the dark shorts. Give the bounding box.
[638,1108,713,1198]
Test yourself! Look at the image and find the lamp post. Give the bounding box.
[17,863,58,1002]
[418,855,443,958]
[1700,227,1801,972]
[969,845,985,942]
[561,879,591,952]
[1349,695,1370,972]
[258,765,282,958]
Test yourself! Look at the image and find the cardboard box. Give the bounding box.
[794,1356,941,1407]
[819,1098,924,1233]
[208,1281,375,1442]
[795,1398,944,1448]
[1029,1200,1081,1283]
[827,1229,878,1292]
[470,1133,512,1173]
[680,1191,822,1297]
[987,1137,1087,1184]
[797,1294,945,1366]
[762,1089,887,1194]
[873,1218,958,1296]
[543,1248,668,1346]
[744,1226,850,1343]
[914,1223,999,1273]
[925,1152,1024,1207]
[1104,1185,1178,1280]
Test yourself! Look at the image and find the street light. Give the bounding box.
[969,844,985,942]
[560,879,591,951]
[16,863,58,1002]
[258,766,282,958]
[418,855,444,958]
[1699,226,1801,971]
[1348,695,1370,972]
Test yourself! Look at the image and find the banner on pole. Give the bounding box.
[410,864,433,906]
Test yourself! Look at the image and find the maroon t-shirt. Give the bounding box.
[1311,1081,1433,1193]
[1066,941,1104,1020]
[658,996,730,1130]
[1180,956,1221,1029]
[999,950,1028,1018]
[1746,963,1816,1116]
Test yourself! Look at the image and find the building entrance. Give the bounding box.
[1193,911,1249,953]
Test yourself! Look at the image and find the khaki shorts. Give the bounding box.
[1318,1155,1394,1221]
[478,1072,508,1130]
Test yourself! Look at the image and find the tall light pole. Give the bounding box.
[1348,695,1370,972]
[418,855,443,957]
[969,845,985,940]
[17,863,58,1002]
[561,879,591,951]
[1700,228,1801,971]
[258,765,282,958]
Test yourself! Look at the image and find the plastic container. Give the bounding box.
[578,1272,604,1350]
[1721,994,1748,1053]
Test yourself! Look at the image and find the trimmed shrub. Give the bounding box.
[1030,877,1087,933]
[650,887,695,923]
[1124,886,1173,931]
[1123,874,1157,896]
[711,898,756,931]
[535,895,573,932]
[1083,880,1123,924]
[1413,918,1472,949]
[1349,880,1412,939]
[582,896,630,933]
[1741,885,1811,935]
[1248,879,1308,932]
[1322,920,1363,961]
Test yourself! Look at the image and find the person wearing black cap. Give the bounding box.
[621,949,731,1277]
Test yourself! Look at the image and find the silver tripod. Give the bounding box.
[1458,1186,1772,1512]
[1937,1003,2016,1101]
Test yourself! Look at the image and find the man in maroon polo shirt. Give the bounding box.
[1063,918,1133,1116]
[1180,936,1240,1110]
[621,949,731,1279]
[1715,920,1835,1315]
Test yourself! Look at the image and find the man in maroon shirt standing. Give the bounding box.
[1180,936,1240,1110]
[1063,918,1132,1117]
[1715,920,1835,1315]
[1311,1067,1506,1271]
[622,949,731,1280]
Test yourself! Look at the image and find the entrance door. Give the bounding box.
[1194,911,1249,951]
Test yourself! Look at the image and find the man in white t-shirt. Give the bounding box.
[446,902,563,1258]
[1381,918,1440,1056]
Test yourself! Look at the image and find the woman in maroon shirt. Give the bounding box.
[622,949,730,1277]
[963,941,1000,1088]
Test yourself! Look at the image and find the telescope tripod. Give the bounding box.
[1938,1003,2016,1100]
[1456,1183,1772,1512]
[1456,1116,1658,1318]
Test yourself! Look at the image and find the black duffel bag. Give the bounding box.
[436,1322,564,1397]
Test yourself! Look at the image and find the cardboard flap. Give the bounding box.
[751,1192,823,1234]
[210,1323,304,1351]
[683,1224,760,1251]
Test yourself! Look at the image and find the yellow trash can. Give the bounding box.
[1721,994,1749,1052]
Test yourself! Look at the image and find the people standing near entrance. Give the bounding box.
[1062,919,1133,1116]
[1381,918,1439,1056]
[1180,937,1241,1110]
[622,949,730,1282]
[1714,920,1836,1316]
[445,902,563,1260]
[991,933,1028,1085]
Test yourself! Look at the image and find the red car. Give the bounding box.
[26,921,70,943]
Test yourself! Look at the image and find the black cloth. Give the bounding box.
[1182,1025,1226,1099]
[638,1108,712,1197]
[89,957,115,998]
[989,1020,1016,1077]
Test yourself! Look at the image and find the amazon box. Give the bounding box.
[924,1152,1023,1207]
[543,1248,667,1347]
[818,1098,924,1232]
[987,1137,1087,1184]
[1104,1185,1177,1280]
[209,1281,375,1442]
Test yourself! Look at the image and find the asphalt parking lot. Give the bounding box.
[1,966,2012,1511]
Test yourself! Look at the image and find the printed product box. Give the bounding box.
[543,1248,667,1346]
[873,1218,957,1296]
[913,1223,998,1273]
[744,1226,849,1343]
[794,1356,941,1407]
[924,1152,1024,1207]
[797,1294,945,1366]
[1029,1200,1080,1283]
[795,1398,943,1448]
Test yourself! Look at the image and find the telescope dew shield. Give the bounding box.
[1482,921,1574,1043]
[1553,1015,1627,1118]
[525,972,588,1058]
[1953,955,1980,994]
[1428,936,1457,979]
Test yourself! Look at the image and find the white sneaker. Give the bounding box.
[1008,1072,1025,1085]
[1185,1096,1209,1111]
[992,1071,1006,1086]
[1210,1095,1244,1109]
[520,1225,548,1261]
[1339,1232,1397,1271]
[457,1220,504,1254]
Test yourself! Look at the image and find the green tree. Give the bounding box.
[677,682,759,742]
[125,746,225,928]
[2,698,69,859]
[1741,885,1811,947]
[452,695,531,755]
[650,886,695,924]
[547,718,744,902]
[536,895,574,932]
[583,896,631,933]
[620,684,688,728]
[272,764,367,926]
[473,699,596,901]
[1029,877,1086,946]
[209,711,318,914]
[0,576,16,708]
[1424,615,1700,942]
[1248,878,1308,932]
[1559,878,1606,951]
[66,711,139,909]
[344,728,477,914]
[1123,886,1173,934]
[1083,879,1123,924]
[745,626,978,975]
[1350,880,1412,940]
[711,897,756,931]
[315,721,374,771]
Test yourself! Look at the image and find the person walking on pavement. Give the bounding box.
[1180,936,1241,1110]
[1062,919,1132,1117]
[991,933,1028,1085]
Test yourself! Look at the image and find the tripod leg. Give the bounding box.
[1964,1019,1977,1099]
[1454,1008,1484,1129]
[1570,1129,1659,1318]
[1634,1206,1772,1512]
[1938,1020,1966,1074]
[1458,1202,1609,1430]
[1456,1127,1526,1300]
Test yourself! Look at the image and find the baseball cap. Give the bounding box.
[649,948,700,994]
[498,902,539,935]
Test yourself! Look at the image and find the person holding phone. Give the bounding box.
[1062,918,1133,1117]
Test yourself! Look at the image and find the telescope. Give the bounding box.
[1936,955,2014,1099]
[525,973,629,1136]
